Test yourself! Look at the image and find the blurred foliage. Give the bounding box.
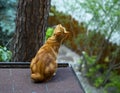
[45,27,54,40]
[0,0,17,62]
[79,0,120,45]
[0,0,17,46]
[78,31,120,92]
[81,51,120,93]
[104,72,120,93]
[0,0,17,33]
[0,46,12,62]
[0,27,13,47]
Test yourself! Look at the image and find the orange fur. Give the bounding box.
[30,24,69,82]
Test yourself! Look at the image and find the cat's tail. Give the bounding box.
[31,73,44,82]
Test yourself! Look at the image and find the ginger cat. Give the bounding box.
[30,24,69,82]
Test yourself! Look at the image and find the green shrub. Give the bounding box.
[81,51,120,92]
[0,46,12,62]
[104,72,120,93]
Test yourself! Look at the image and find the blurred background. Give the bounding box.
[0,0,120,93]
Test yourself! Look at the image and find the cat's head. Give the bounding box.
[53,24,70,43]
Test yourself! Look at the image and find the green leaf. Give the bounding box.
[45,27,54,40]
[94,77,104,87]
[0,46,12,62]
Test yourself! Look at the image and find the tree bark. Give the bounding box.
[12,0,51,62]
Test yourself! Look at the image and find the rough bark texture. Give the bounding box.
[12,0,51,62]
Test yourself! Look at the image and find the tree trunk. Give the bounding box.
[12,0,51,62]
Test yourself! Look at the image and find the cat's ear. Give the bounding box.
[60,25,69,34]
[54,25,61,33]
[59,24,62,27]
[63,27,69,34]
[64,30,69,33]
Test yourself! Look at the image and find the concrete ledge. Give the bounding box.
[0,67,84,93]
